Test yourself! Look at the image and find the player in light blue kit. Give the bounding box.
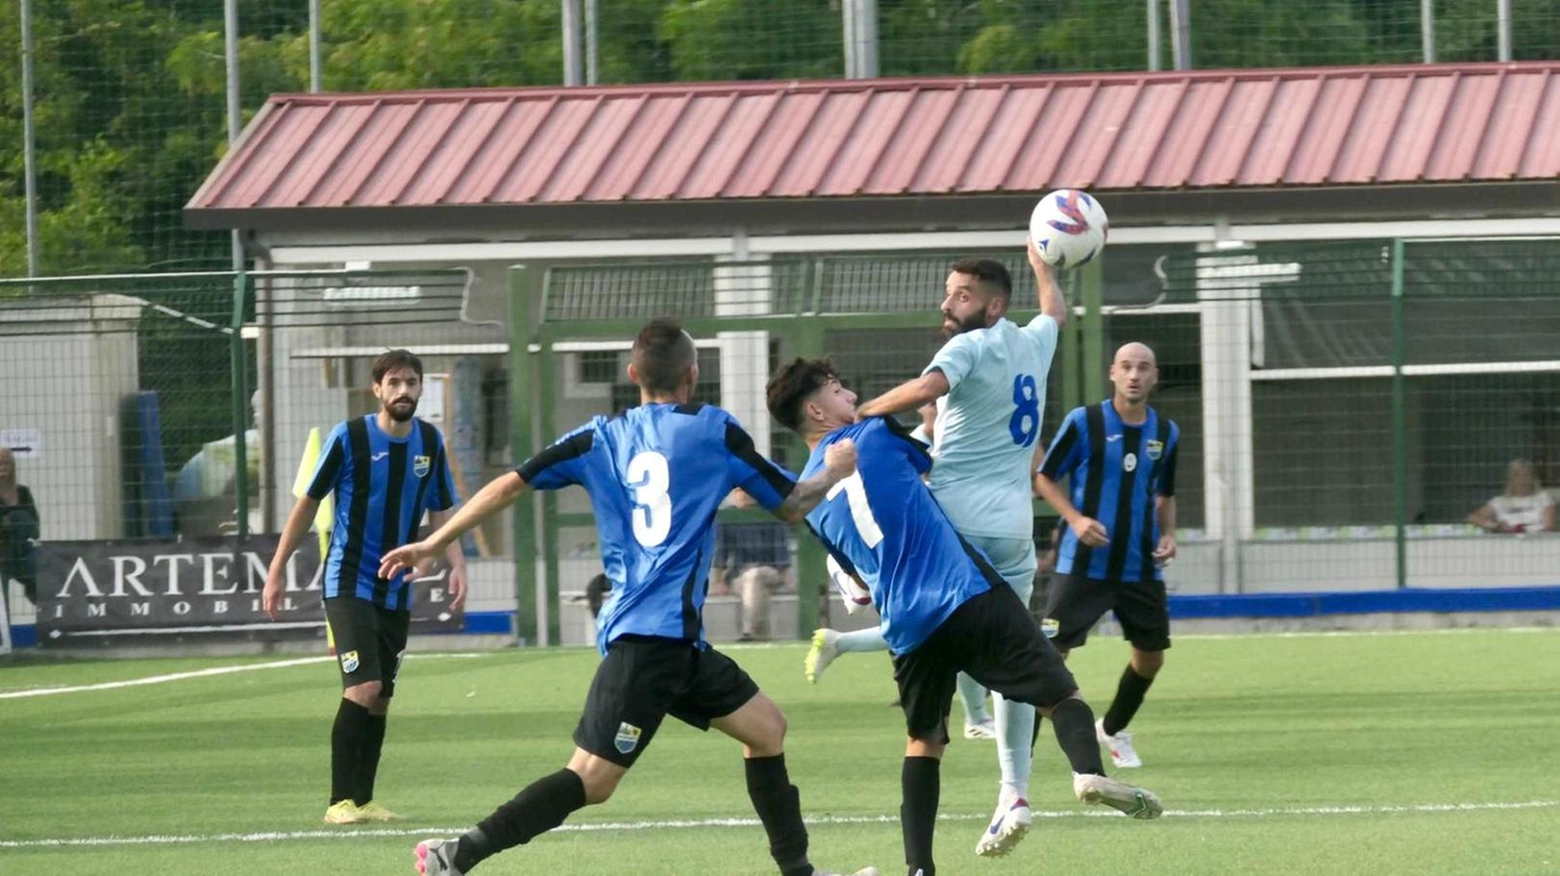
[771,359,1160,876]
[804,240,1067,857]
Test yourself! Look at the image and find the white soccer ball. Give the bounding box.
[827,555,872,615]
[1029,189,1109,269]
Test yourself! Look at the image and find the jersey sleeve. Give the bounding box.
[304,423,349,501]
[879,415,933,475]
[1159,422,1180,498]
[921,330,981,390]
[723,419,797,512]
[1038,407,1088,480]
[1023,314,1061,361]
[515,422,597,491]
[427,434,458,512]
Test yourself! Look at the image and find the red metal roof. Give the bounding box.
[188,63,1560,215]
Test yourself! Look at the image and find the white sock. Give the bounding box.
[993,692,1034,800]
[957,672,990,724]
[835,627,889,653]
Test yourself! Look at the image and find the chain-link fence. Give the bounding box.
[7,2,1558,281]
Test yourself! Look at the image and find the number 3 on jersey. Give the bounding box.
[627,451,672,547]
[1009,374,1040,447]
[827,472,883,549]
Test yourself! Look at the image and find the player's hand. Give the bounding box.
[262,570,285,621]
[1070,516,1109,547]
[1026,235,1051,274]
[1153,534,1178,566]
[379,541,438,580]
[447,563,468,609]
[824,438,858,477]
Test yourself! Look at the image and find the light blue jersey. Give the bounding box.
[923,315,1060,539]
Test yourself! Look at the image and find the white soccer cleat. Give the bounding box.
[963,717,997,740]
[804,629,841,684]
[1097,718,1143,768]
[1073,773,1162,820]
[974,796,1033,857]
[415,838,463,876]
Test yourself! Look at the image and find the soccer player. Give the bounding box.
[769,358,1160,876]
[263,349,468,825]
[806,240,1067,855]
[380,319,876,876]
[1032,342,1180,769]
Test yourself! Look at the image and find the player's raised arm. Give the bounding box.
[1027,236,1068,327]
[773,438,858,522]
[379,472,527,579]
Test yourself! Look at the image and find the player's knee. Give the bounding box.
[905,737,945,760]
[750,704,788,753]
[1132,649,1165,677]
[343,681,383,706]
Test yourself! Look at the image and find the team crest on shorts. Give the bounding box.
[1146,439,1164,461]
[1040,618,1060,639]
[340,650,360,673]
[413,455,431,477]
[614,722,643,754]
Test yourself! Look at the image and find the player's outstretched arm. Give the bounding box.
[1027,236,1068,326]
[426,506,470,608]
[772,438,858,523]
[856,371,951,420]
[379,472,528,579]
[263,495,321,620]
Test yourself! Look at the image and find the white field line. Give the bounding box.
[0,653,487,699]
[1,800,1556,849]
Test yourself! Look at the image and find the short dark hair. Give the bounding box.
[631,318,698,395]
[949,258,1013,301]
[767,357,840,433]
[372,349,424,383]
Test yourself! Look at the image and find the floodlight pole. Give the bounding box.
[20,0,39,276]
[1147,0,1162,71]
[562,0,583,85]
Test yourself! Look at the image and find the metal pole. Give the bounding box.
[1147,0,1162,72]
[232,273,252,541]
[584,0,598,85]
[1390,240,1408,590]
[1421,0,1435,63]
[224,0,243,270]
[20,0,40,277]
[1169,0,1192,70]
[561,0,583,85]
[1496,0,1512,61]
[309,0,322,91]
[843,0,880,79]
[842,0,857,78]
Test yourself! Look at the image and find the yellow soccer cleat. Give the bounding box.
[804,629,841,684]
[355,801,401,822]
[323,800,366,824]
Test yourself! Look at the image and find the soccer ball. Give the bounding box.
[827,555,872,615]
[1029,189,1109,268]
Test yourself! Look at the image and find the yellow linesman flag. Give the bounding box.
[292,427,336,654]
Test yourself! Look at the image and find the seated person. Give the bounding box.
[1467,459,1555,534]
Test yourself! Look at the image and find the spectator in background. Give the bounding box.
[1468,459,1555,534]
[720,490,793,641]
[0,446,40,609]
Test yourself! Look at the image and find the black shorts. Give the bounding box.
[574,636,760,768]
[892,586,1079,744]
[324,597,411,697]
[1042,573,1172,652]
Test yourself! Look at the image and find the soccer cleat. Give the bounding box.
[1073,773,1163,820]
[1097,718,1143,768]
[355,800,401,822]
[415,838,463,876]
[804,628,841,683]
[323,800,365,824]
[974,796,1033,857]
[963,717,997,740]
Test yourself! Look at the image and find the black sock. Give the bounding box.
[744,754,812,876]
[456,769,588,871]
[330,699,370,805]
[1102,665,1156,736]
[1049,698,1105,776]
[901,756,940,876]
[353,712,388,805]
